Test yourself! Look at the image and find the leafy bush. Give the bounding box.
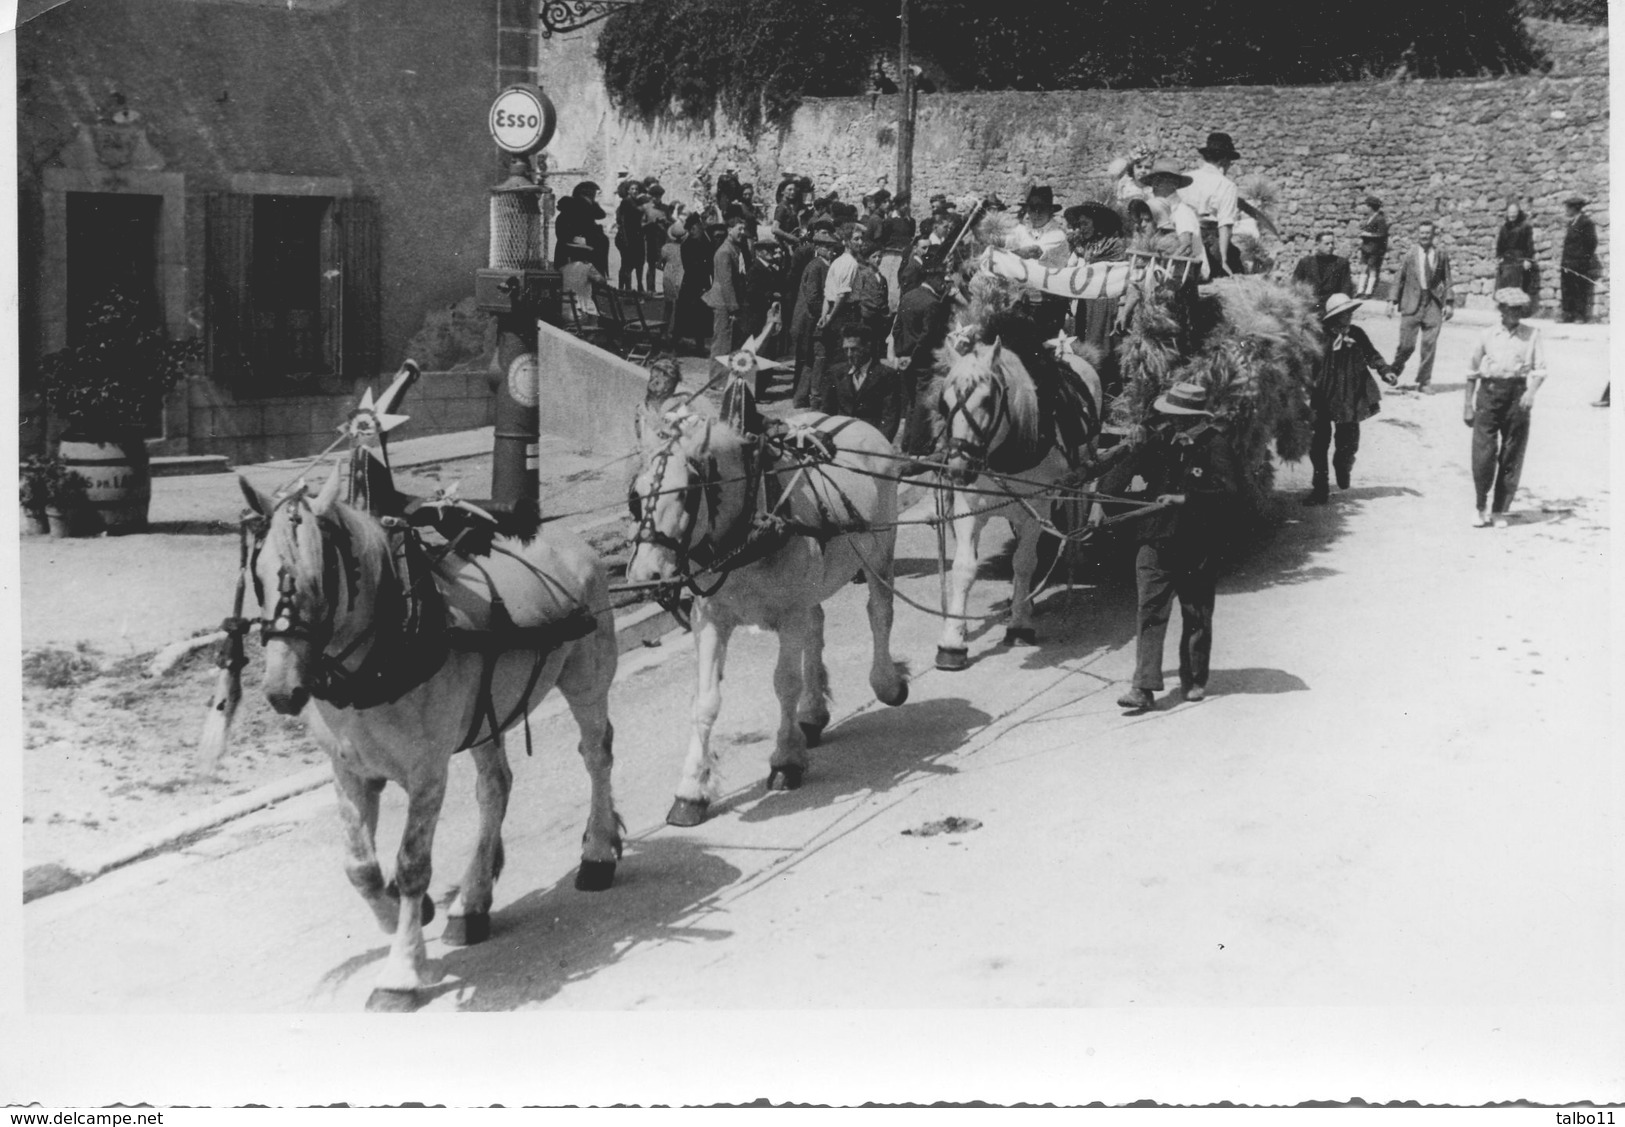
[598,0,1544,132]
[38,290,201,434]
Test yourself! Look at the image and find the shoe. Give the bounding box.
[1492,515,1509,529]
[1116,688,1155,710]
[1183,685,1207,702]
[1414,384,1430,396]
[1304,483,1329,506]
[1593,398,1610,408]
[1473,509,1490,528]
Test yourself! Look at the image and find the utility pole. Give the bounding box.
[897,0,914,201]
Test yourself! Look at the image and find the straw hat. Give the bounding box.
[1139,160,1193,189]
[1322,294,1364,321]
[1153,381,1213,416]
[1493,287,1532,309]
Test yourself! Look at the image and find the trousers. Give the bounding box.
[1472,379,1531,514]
[1561,272,1595,323]
[1309,420,1361,486]
[709,306,746,380]
[1393,299,1445,388]
[1133,540,1217,692]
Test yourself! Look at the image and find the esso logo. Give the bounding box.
[489,85,557,155]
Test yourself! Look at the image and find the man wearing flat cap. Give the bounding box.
[1560,195,1599,324]
[1465,288,1548,528]
[1182,131,1245,278]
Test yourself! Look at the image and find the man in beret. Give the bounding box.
[1465,288,1548,528]
[1560,195,1599,323]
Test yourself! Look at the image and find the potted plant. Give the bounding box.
[18,454,60,535]
[37,290,202,533]
[43,465,93,539]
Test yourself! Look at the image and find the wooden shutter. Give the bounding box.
[205,193,255,385]
[336,196,381,381]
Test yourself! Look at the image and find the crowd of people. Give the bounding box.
[583,130,1596,714]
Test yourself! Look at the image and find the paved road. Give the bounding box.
[12,314,1620,1102]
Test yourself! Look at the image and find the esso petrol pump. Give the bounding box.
[474,83,563,534]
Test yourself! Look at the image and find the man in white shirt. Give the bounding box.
[1465,288,1548,528]
[812,224,868,406]
[1181,131,1244,278]
[1009,185,1071,335]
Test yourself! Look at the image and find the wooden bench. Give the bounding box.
[591,281,667,365]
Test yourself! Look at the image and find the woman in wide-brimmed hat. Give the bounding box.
[1304,293,1397,505]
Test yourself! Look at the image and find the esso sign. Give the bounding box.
[489,84,557,155]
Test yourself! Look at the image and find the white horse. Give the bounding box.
[929,335,1101,670]
[626,401,908,826]
[236,468,621,1010]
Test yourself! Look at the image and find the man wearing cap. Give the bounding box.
[1291,231,1355,314]
[892,253,952,455]
[1009,185,1071,336]
[1389,220,1454,393]
[1465,288,1548,528]
[791,229,840,407]
[1306,293,1397,505]
[1115,381,1242,711]
[1560,195,1599,324]
[1356,195,1389,298]
[878,193,916,313]
[1181,131,1245,278]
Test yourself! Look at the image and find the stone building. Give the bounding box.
[15,0,544,462]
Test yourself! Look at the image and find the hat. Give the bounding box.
[565,236,590,249]
[1565,194,1588,208]
[1023,185,1058,212]
[810,229,841,248]
[1139,159,1194,189]
[1198,131,1241,161]
[1493,287,1532,309]
[1321,293,1364,321]
[808,216,836,233]
[1106,157,1131,179]
[872,188,893,204]
[1153,381,1213,416]
[1363,194,1383,210]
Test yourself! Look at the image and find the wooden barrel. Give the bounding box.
[57,434,151,534]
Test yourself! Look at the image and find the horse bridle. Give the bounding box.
[630,418,759,603]
[941,374,1011,476]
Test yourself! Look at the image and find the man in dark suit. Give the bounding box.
[821,323,902,443]
[1291,231,1354,313]
[704,216,752,378]
[1560,195,1599,324]
[891,257,950,456]
[1389,220,1455,394]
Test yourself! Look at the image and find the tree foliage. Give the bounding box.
[598,0,1547,132]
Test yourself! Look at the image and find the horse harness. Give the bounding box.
[226,488,595,754]
[629,413,868,615]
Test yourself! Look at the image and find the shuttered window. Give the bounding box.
[205,191,380,389]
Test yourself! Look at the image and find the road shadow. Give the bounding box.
[728,695,995,826]
[1204,667,1309,695]
[401,836,745,1011]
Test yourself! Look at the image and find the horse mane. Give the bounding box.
[936,340,1042,452]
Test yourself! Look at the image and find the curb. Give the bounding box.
[23,598,681,905]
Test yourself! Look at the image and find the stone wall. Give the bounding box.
[539,23,1608,318]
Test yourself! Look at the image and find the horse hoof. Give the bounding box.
[666,796,710,827]
[441,912,490,947]
[364,987,421,1013]
[1003,627,1037,647]
[882,681,909,707]
[575,859,617,892]
[799,721,825,748]
[936,646,970,671]
[767,764,804,791]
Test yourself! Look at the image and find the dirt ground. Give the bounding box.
[17,311,1610,879]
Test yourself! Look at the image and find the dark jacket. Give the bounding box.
[821,361,902,442]
[1133,420,1242,547]
[1562,213,1598,272]
[1291,253,1354,311]
[1496,220,1535,265]
[892,280,944,364]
